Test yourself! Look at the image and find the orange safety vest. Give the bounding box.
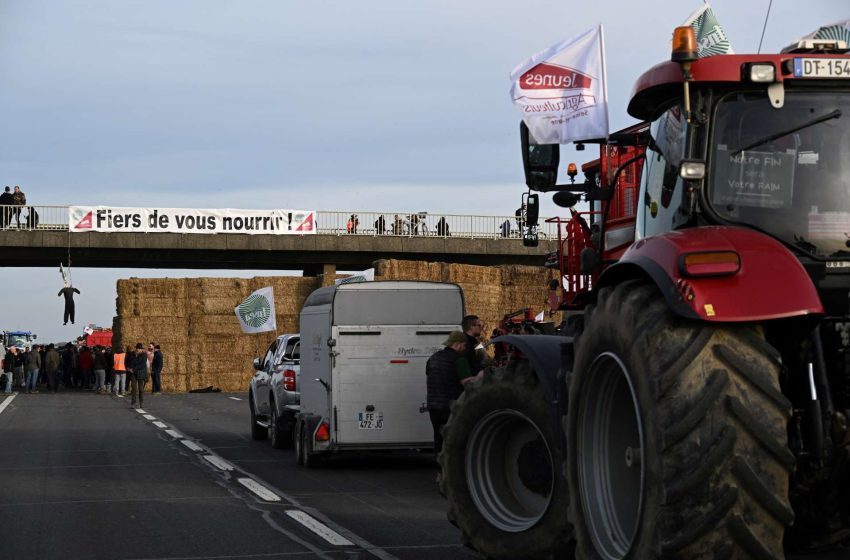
[113,352,126,372]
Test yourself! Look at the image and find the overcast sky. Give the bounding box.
[0,0,845,343]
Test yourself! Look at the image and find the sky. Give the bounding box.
[0,0,845,343]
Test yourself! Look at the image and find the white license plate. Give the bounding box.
[794,58,850,78]
[357,411,383,429]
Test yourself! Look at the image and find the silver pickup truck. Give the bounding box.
[248,333,300,449]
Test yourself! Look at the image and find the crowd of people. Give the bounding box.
[0,185,37,229]
[2,342,164,408]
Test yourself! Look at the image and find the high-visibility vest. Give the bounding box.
[114,352,126,372]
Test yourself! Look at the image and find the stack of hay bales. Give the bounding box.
[113,260,558,392]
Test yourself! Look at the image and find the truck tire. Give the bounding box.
[249,394,268,441]
[439,362,572,560]
[269,404,292,449]
[294,421,305,466]
[568,280,795,559]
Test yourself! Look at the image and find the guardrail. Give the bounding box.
[0,206,560,240]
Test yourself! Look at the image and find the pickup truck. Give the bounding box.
[248,333,300,449]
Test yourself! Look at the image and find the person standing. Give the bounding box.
[58,284,81,325]
[374,215,386,235]
[2,347,15,394]
[461,315,487,374]
[151,345,163,394]
[25,344,41,393]
[112,347,127,396]
[44,344,61,392]
[13,347,25,389]
[12,185,26,228]
[79,346,94,390]
[425,331,483,457]
[92,346,106,393]
[104,347,114,393]
[129,343,149,408]
[0,186,13,229]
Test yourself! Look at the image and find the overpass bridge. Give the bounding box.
[0,205,561,273]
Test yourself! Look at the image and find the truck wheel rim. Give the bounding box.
[577,352,644,560]
[465,409,553,532]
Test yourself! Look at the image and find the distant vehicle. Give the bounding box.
[2,330,37,351]
[83,328,113,348]
[294,280,463,467]
[248,334,301,449]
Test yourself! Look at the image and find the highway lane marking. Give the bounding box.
[135,408,147,414]
[152,421,169,429]
[0,393,17,416]
[164,429,183,439]
[180,440,203,452]
[143,414,157,420]
[202,454,235,471]
[228,396,241,401]
[238,477,281,502]
[286,510,354,546]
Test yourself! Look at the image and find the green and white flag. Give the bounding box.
[235,287,276,334]
[799,20,850,44]
[683,2,733,58]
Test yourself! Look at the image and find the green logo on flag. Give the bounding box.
[689,6,733,57]
[238,293,272,328]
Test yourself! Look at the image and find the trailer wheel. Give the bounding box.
[568,280,794,559]
[439,361,572,560]
[301,423,324,469]
[249,394,267,441]
[269,404,292,449]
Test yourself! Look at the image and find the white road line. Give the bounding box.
[180,440,203,452]
[135,409,147,414]
[286,510,354,546]
[238,477,281,502]
[0,393,17,416]
[143,414,157,420]
[164,429,183,439]
[152,421,168,429]
[202,454,235,471]
[228,397,241,401]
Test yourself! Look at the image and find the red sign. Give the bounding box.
[519,62,593,90]
[74,211,93,230]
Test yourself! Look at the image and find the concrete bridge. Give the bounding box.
[0,206,560,272]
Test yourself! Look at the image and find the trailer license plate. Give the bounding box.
[358,411,383,429]
[794,58,850,78]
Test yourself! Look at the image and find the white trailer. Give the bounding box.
[294,280,464,467]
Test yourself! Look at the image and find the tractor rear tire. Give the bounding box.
[439,361,572,560]
[568,280,794,559]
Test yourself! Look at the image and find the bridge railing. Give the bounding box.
[0,206,561,239]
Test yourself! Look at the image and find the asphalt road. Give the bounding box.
[2,390,848,560]
[0,390,475,560]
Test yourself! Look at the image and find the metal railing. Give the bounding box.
[0,205,559,240]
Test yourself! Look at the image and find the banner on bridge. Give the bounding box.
[69,206,316,235]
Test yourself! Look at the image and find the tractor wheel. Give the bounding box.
[568,280,795,559]
[269,405,292,449]
[439,361,572,560]
[249,395,268,441]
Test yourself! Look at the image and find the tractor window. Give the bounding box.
[638,106,686,239]
[709,91,850,257]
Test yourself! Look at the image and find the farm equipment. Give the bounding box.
[440,26,850,559]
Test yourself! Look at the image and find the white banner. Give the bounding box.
[335,268,375,285]
[510,25,608,145]
[682,2,733,57]
[235,287,277,334]
[69,206,316,235]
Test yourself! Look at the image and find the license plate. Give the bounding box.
[357,411,383,429]
[794,58,850,78]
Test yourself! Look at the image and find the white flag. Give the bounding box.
[535,310,545,322]
[234,287,277,334]
[510,25,609,144]
[797,19,850,44]
[83,325,94,336]
[682,3,733,57]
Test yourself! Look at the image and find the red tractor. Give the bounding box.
[439,27,850,559]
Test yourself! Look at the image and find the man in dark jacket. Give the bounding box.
[425,331,483,455]
[462,315,485,374]
[150,345,163,394]
[129,343,149,408]
[2,347,15,393]
[58,284,81,325]
[44,344,61,392]
[0,186,13,229]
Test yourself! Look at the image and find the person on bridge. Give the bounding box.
[0,186,13,229]
[436,217,450,237]
[374,215,386,235]
[12,186,26,228]
[346,214,359,234]
[58,283,81,325]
